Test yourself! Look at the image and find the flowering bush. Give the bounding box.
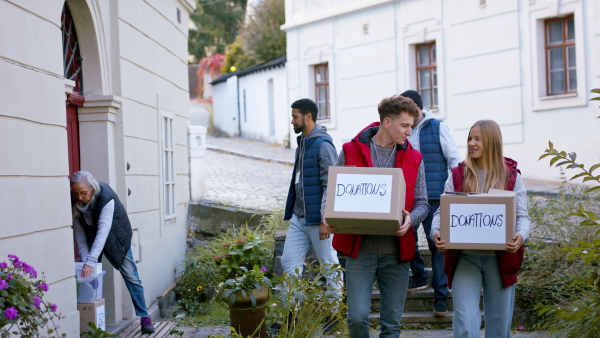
[216,265,272,309]
[213,234,271,279]
[0,255,65,337]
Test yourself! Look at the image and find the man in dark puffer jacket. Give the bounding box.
[282,98,341,295]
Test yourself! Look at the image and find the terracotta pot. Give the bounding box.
[226,287,271,338]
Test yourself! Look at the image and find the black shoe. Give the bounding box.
[140,316,155,334]
[434,298,448,317]
[323,318,340,335]
[407,279,428,292]
[268,322,281,336]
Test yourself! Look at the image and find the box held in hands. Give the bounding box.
[324,166,406,235]
[75,262,105,303]
[440,189,516,250]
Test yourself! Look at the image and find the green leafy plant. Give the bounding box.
[213,233,271,279]
[174,208,287,324]
[0,255,66,338]
[532,107,600,336]
[80,320,118,338]
[216,265,273,309]
[267,262,347,337]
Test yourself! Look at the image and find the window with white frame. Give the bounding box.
[415,42,437,109]
[162,112,175,218]
[314,63,330,120]
[545,15,576,96]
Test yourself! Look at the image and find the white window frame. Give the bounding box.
[303,49,336,129]
[403,26,445,118]
[162,110,176,220]
[528,1,587,111]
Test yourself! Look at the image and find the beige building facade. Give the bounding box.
[0,0,194,334]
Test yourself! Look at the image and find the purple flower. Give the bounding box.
[50,304,58,312]
[0,262,7,269]
[6,273,12,281]
[7,254,19,262]
[22,263,37,278]
[13,261,24,269]
[37,283,49,292]
[260,266,267,273]
[33,296,42,307]
[0,279,8,290]
[4,307,18,319]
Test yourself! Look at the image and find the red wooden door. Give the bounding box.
[66,103,80,175]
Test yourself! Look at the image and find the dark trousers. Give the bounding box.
[409,200,449,300]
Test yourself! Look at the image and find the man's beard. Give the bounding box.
[293,118,305,134]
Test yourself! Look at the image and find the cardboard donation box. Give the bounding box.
[440,189,516,250]
[324,166,406,235]
[78,298,106,333]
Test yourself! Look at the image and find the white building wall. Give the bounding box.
[0,0,194,334]
[283,0,600,182]
[116,0,191,319]
[238,66,289,144]
[212,75,241,137]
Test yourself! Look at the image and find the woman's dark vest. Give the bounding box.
[444,158,524,288]
[419,118,447,200]
[79,182,132,270]
[331,124,422,261]
[284,136,332,225]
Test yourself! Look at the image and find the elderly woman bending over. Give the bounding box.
[71,171,155,334]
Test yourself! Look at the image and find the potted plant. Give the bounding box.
[213,234,271,279]
[216,265,272,338]
[0,254,65,337]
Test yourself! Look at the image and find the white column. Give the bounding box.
[188,125,207,201]
[77,95,131,322]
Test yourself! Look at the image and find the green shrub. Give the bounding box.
[267,262,348,338]
[517,178,596,326]
[531,131,600,336]
[174,207,288,320]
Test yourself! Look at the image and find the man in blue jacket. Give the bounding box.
[282,98,340,287]
[401,90,461,317]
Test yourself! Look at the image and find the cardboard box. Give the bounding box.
[440,189,516,250]
[324,166,406,235]
[78,298,106,333]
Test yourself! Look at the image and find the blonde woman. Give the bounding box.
[430,120,530,337]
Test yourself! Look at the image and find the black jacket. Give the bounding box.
[78,182,132,270]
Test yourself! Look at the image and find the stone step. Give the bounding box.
[372,288,459,313]
[369,311,485,330]
[369,311,452,329]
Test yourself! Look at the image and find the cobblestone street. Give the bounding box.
[203,149,291,212]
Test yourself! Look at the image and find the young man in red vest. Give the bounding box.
[323,95,429,338]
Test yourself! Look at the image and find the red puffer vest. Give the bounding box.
[444,158,525,288]
[331,122,423,261]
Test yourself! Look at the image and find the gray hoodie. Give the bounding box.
[293,124,338,219]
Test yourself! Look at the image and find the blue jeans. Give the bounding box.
[281,214,342,293]
[346,252,410,338]
[409,200,449,300]
[452,253,515,338]
[119,248,149,317]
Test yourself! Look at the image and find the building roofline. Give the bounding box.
[211,56,286,85]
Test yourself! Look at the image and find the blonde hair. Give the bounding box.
[463,120,507,192]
